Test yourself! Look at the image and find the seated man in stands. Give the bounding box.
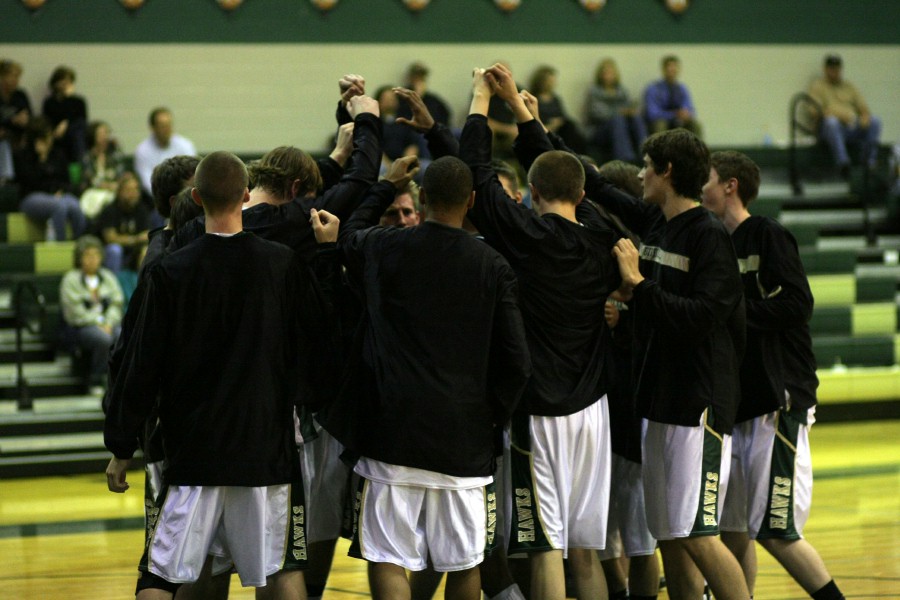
[133,107,197,213]
[643,55,702,137]
[807,54,882,178]
[59,235,123,390]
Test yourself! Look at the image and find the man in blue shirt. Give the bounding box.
[644,55,702,138]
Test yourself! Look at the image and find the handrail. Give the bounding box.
[13,279,47,411]
[788,92,822,196]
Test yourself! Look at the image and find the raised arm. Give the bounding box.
[338,156,419,280]
[394,87,460,158]
[308,95,383,220]
[335,73,366,126]
[317,122,355,192]
[460,67,552,259]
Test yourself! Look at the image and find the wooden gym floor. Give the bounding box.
[1,420,897,599]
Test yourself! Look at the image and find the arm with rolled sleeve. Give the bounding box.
[633,225,743,344]
[747,222,813,331]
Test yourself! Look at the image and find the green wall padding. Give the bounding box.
[2,0,898,44]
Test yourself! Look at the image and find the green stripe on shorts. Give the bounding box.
[484,481,498,557]
[347,477,367,560]
[282,482,309,570]
[757,409,802,540]
[139,483,169,573]
[691,412,724,536]
[508,413,553,553]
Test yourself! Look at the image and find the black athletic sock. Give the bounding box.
[630,595,658,600]
[306,583,326,598]
[811,580,845,600]
[609,589,628,600]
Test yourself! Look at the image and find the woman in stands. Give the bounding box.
[585,58,647,162]
[42,65,89,164]
[13,116,86,240]
[78,120,125,219]
[59,235,123,390]
[528,64,586,153]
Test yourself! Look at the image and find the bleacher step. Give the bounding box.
[0,431,104,455]
[0,450,115,479]
[0,341,56,363]
[780,207,889,228]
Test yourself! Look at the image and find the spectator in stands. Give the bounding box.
[397,61,451,127]
[379,180,421,228]
[643,55,702,137]
[13,116,86,241]
[586,59,647,162]
[807,54,882,177]
[0,59,32,182]
[96,172,150,272]
[79,120,125,219]
[42,65,88,164]
[529,65,586,154]
[133,106,197,199]
[60,235,123,389]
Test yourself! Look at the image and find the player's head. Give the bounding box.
[709,151,759,206]
[420,156,473,214]
[151,155,199,218]
[248,145,321,203]
[527,150,585,207]
[381,181,421,228]
[491,159,523,203]
[192,151,249,216]
[598,160,642,198]
[641,128,709,201]
[169,186,204,231]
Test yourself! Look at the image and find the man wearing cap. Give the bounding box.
[807,54,882,177]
